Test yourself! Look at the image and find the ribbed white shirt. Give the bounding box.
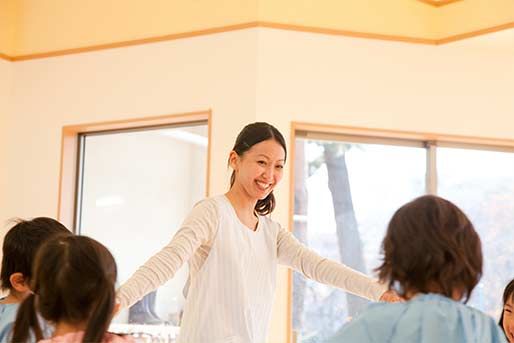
[117,195,386,343]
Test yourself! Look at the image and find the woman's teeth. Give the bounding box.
[256,181,271,190]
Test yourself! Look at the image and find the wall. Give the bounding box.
[2,27,514,341]
[4,28,258,224]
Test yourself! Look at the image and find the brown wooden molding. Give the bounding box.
[417,0,463,7]
[293,122,514,150]
[259,22,437,45]
[0,52,13,61]
[11,22,258,62]
[437,21,514,44]
[2,20,513,61]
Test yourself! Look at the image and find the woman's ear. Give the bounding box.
[228,151,239,171]
[10,272,30,293]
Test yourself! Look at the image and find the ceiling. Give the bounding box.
[0,0,512,59]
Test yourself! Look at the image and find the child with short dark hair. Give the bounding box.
[328,195,506,342]
[499,279,514,342]
[0,217,70,342]
[12,235,133,343]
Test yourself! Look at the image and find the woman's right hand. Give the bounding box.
[113,302,121,316]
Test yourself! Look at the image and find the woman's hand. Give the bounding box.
[113,302,121,316]
[379,290,403,303]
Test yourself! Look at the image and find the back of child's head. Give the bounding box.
[1,217,70,291]
[12,235,118,343]
[376,195,483,302]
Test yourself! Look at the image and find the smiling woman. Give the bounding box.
[116,122,399,343]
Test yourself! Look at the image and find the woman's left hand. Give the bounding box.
[379,290,403,303]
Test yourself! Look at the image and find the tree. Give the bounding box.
[322,142,369,317]
[292,140,309,331]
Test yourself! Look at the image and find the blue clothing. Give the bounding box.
[326,293,507,343]
[0,301,18,343]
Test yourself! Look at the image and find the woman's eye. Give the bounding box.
[276,165,284,169]
[258,161,266,165]
[506,309,512,313]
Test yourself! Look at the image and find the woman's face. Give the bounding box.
[503,296,514,342]
[230,139,285,201]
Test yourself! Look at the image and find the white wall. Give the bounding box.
[1,27,514,341]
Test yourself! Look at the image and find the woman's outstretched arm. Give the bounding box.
[116,199,218,309]
[277,226,387,301]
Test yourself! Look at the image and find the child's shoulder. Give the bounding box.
[0,301,19,322]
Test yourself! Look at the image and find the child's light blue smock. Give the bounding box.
[326,293,507,343]
[0,301,19,343]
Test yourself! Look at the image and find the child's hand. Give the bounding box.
[379,290,403,303]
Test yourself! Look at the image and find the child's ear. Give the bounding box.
[9,273,30,293]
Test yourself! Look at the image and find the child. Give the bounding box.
[327,195,506,343]
[0,217,70,342]
[499,279,514,342]
[12,235,133,343]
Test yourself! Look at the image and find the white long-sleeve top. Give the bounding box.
[117,195,386,343]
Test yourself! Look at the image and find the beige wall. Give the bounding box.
[1,27,514,341]
[3,28,258,223]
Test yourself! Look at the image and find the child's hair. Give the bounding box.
[12,235,117,343]
[499,279,514,328]
[376,195,483,302]
[1,217,70,291]
[228,122,287,215]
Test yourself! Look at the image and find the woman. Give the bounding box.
[117,122,398,343]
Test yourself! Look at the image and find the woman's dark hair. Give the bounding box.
[1,217,70,290]
[376,195,482,303]
[12,235,117,343]
[499,279,514,328]
[228,122,287,215]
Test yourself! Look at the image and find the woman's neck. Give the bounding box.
[225,187,258,214]
[225,188,259,230]
[53,321,88,337]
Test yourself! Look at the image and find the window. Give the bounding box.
[75,122,208,338]
[292,129,514,342]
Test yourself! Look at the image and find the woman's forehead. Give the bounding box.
[247,140,286,160]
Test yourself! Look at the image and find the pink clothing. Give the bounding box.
[38,331,134,343]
